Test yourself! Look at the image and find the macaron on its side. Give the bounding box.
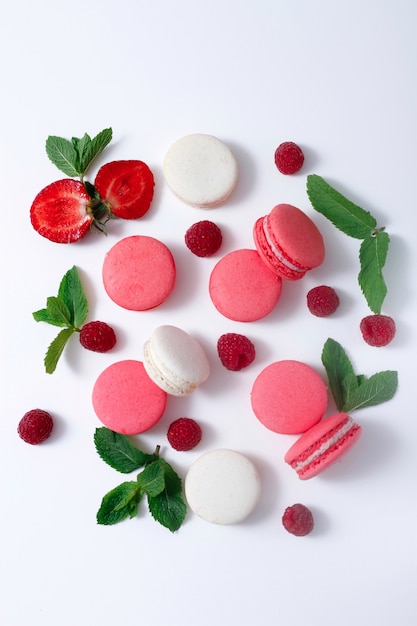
[143,325,210,396]
[284,412,362,479]
[185,449,261,525]
[209,249,282,322]
[163,133,238,208]
[102,235,176,311]
[92,360,167,435]
[254,204,325,280]
[251,360,327,434]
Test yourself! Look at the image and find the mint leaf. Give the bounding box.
[94,428,158,474]
[57,266,88,328]
[33,296,72,327]
[45,135,80,177]
[358,231,390,314]
[321,338,398,413]
[307,174,377,239]
[44,327,75,374]
[147,460,186,532]
[138,460,166,497]
[342,370,398,412]
[321,338,356,411]
[97,481,142,525]
[79,128,112,177]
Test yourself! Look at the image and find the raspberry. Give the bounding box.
[274,141,304,175]
[217,333,256,371]
[360,314,396,347]
[282,503,314,536]
[18,409,54,445]
[185,220,223,257]
[79,321,116,352]
[167,418,202,451]
[307,285,340,317]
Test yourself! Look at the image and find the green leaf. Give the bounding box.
[307,174,377,239]
[79,128,112,176]
[58,266,88,328]
[358,231,390,314]
[97,481,142,525]
[44,327,75,374]
[94,428,158,474]
[138,460,166,497]
[45,135,80,177]
[147,460,186,532]
[321,338,356,411]
[342,371,398,412]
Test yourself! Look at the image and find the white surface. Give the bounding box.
[1,1,416,625]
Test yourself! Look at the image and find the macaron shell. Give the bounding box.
[163,133,238,208]
[92,360,167,435]
[254,204,325,280]
[185,449,261,525]
[102,235,176,311]
[143,325,210,396]
[251,360,327,434]
[209,249,282,322]
[284,412,362,479]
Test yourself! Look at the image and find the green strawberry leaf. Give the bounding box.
[45,135,80,178]
[358,231,390,314]
[44,327,75,374]
[94,428,158,474]
[307,174,377,239]
[147,460,186,532]
[96,481,142,525]
[137,460,166,497]
[342,370,398,412]
[57,266,88,328]
[321,338,356,411]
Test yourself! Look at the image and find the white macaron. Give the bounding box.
[143,325,210,396]
[163,133,238,208]
[185,449,261,524]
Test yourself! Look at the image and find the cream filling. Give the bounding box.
[294,418,355,472]
[262,216,304,273]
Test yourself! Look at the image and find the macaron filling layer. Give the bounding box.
[288,416,361,477]
[262,215,306,274]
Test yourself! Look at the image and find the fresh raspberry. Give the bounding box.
[185,220,223,257]
[217,333,256,371]
[79,321,116,352]
[18,409,54,445]
[167,418,202,451]
[274,142,304,175]
[307,285,340,317]
[282,504,314,536]
[360,314,396,347]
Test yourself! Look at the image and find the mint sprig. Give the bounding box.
[321,338,398,412]
[307,174,390,314]
[95,428,187,532]
[45,128,112,181]
[33,266,88,373]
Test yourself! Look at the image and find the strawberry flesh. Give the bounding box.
[30,179,92,243]
[94,160,155,219]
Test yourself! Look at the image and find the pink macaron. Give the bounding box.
[284,412,362,479]
[102,235,176,311]
[253,203,325,280]
[92,360,167,435]
[251,360,327,434]
[209,248,282,322]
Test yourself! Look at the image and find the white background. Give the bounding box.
[1,1,416,625]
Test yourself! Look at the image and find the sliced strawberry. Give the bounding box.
[30,179,93,243]
[94,160,155,219]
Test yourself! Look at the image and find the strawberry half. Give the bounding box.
[94,160,155,219]
[30,179,94,243]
